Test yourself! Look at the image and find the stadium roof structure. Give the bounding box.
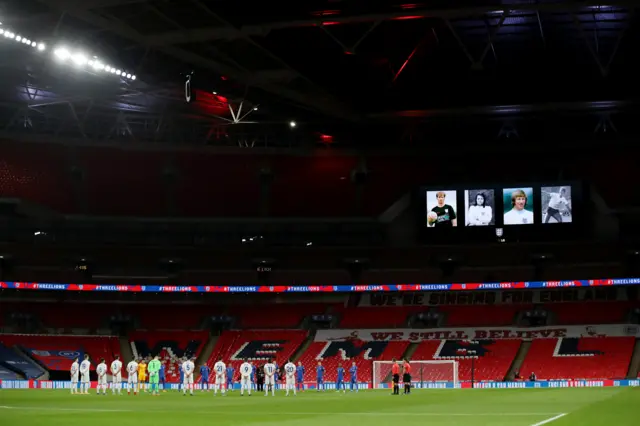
[0,0,639,147]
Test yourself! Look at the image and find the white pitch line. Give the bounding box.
[530,413,567,426]
[0,406,562,417]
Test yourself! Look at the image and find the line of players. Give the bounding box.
[70,355,362,396]
[70,354,168,395]
[196,359,360,395]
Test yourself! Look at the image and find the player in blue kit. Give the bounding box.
[336,364,346,393]
[178,357,185,392]
[200,363,210,391]
[251,363,256,390]
[159,361,167,392]
[274,361,279,390]
[349,361,358,392]
[316,361,325,391]
[226,364,235,392]
[296,361,305,391]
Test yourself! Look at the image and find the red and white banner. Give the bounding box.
[359,287,631,307]
[315,324,640,342]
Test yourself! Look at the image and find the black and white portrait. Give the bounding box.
[464,189,495,226]
[541,186,572,224]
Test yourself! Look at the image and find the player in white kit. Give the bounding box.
[110,355,123,394]
[284,359,297,396]
[96,358,108,395]
[239,359,252,396]
[264,358,276,396]
[213,357,226,395]
[70,357,79,394]
[127,359,138,395]
[182,357,195,396]
[80,354,91,394]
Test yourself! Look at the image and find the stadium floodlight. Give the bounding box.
[131,75,136,80]
[115,69,122,76]
[37,43,45,51]
[289,121,297,128]
[15,35,22,42]
[54,47,70,61]
[125,73,131,79]
[71,52,88,66]
[7,32,15,39]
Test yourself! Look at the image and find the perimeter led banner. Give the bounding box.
[1,278,640,293]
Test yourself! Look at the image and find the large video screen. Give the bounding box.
[426,190,458,228]
[541,185,573,224]
[502,187,534,225]
[464,189,495,226]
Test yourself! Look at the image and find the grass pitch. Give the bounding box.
[0,387,638,426]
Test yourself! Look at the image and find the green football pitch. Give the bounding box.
[0,387,638,426]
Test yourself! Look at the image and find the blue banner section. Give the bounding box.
[1,278,640,294]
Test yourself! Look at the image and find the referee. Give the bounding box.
[402,359,411,395]
[391,358,400,395]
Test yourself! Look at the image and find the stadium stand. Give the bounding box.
[76,147,168,217]
[0,364,18,379]
[0,340,49,379]
[0,142,73,213]
[0,334,119,372]
[172,152,262,217]
[337,306,423,328]
[228,304,329,329]
[519,337,635,380]
[269,155,358,217]
[297,340,409,382]
[411,339,521,382]
[129,331,209,382]
[440,305,527,327]
[207,330,308,372]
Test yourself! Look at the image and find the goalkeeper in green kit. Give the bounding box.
[148,355,162,396]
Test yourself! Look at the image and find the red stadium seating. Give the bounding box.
[411,339,521,382]
[228,304,329,328]
[337,306,423,328]
[519,337,635,380]
[545,302,637,325]
[440,305,526,327]
[297,340,409,383]
[206,330,307,375]
[269,155,358,217]
[0,334,119,371]
[0,142,73,212]
[172,152,262,217]
[129,331,210,382]
[76,147,168,216]
[1,302,110,329]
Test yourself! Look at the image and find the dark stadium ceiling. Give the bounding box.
[0,0,639,146]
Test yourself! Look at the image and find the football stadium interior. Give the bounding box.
[1,1,640,425]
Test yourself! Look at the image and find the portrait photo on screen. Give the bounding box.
[541,185,573,224]
[464,189,495,226]
[426,190,458,228]
[502,187,534,225]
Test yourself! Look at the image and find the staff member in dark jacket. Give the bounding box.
[257,364,265,392]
